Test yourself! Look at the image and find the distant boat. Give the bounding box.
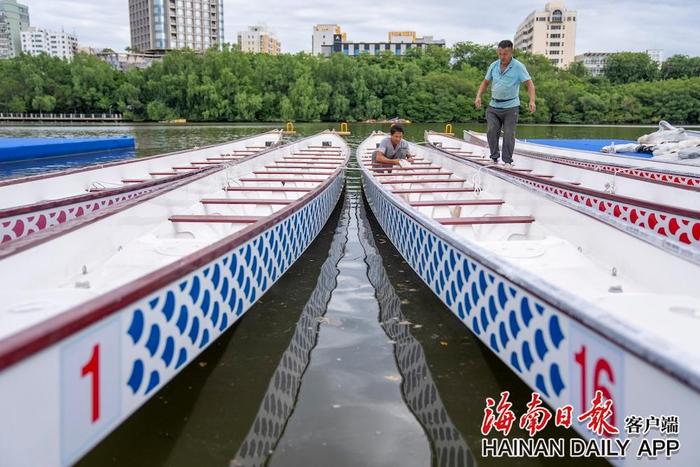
[0,131,349,466]
[359,131,699,463]
[0,131,283,245]
[162,118,188,124]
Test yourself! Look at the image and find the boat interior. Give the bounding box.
[0,134,349,340]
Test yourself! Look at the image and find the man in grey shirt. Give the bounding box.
[371,125,415,166]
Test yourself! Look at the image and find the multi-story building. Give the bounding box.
[574,52,607,76]
[0,0,29,58]
[312,24,345,55]
[237,25,281,55]
[97,50,161,71]
[321,31,445,57]
[514,1,577,68]
[128,0,224,52]
[575,49,665,77]
[0,13,12,59]
[388,31,415,43]
[20,27,78,60]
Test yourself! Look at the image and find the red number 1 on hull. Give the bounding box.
[81,344,100,423]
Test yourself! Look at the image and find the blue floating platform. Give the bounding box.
[525,138,651,158]
[0,136,136,163]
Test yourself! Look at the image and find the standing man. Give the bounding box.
[372,125,415,167]
[474,40,536,169]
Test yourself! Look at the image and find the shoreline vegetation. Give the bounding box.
[1,43,698,125]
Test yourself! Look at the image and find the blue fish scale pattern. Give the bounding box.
[363,175,568,406]
[122,175,344,406]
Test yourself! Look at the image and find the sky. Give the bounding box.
[22,0,699,58]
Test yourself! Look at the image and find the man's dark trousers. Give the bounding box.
[486,105,519,164]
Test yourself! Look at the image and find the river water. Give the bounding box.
[1,123,625,466]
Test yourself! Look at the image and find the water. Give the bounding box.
[1,120,692,167]
[4,123,620,466]
[3,120,697,179]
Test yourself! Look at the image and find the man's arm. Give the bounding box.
[474,79,490,109]
[525,79,536,113]
[375,151,401,166]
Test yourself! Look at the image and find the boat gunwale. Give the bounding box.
[0,132,348,371]
[0,166,208,219]
[463,130,700,179]
[358,132,700,395]
[0,129,283,188]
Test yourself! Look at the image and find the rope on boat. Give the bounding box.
[605,165,657,194]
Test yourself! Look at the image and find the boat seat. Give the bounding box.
[254,170,334,176]
[369,166,442,172]
[392,187,476,194]
[381,178,467,185]
[169,215,262,224]
[409,199,504,207]
[201,198,292,205]
[225,186,312,193]
[238,177,326,183]
[435,215,534,226]
[374,171,453,177]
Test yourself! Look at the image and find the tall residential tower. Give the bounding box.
[0,0,30,58]
[237,25,281,55]
[128,0,224,52]
[514,1,577,68]
[20,27,78,60]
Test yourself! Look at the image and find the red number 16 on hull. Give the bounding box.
[60,318,121,465]
[569,322,625,436]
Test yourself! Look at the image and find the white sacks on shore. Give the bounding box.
[602,121,700,163]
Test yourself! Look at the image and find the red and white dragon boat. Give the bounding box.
[0,130,283,245]
[0,131,348,466]
[359,131,698,465]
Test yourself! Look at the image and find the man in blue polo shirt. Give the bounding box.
[474,40,536,168]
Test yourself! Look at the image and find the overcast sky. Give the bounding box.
[24,0,699,58]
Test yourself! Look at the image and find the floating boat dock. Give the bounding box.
[525,138,636,154]
[0,136,136,163]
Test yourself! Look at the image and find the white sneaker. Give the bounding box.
[504,163,513,170]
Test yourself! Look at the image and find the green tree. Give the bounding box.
[31,95,57,112]
[661,55,700,80]
[567,61,590,78]
[603,52,659,84]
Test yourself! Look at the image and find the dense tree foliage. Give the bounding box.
[660,54,700,80]
[0,43,699,124]
[602,52,660,84]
